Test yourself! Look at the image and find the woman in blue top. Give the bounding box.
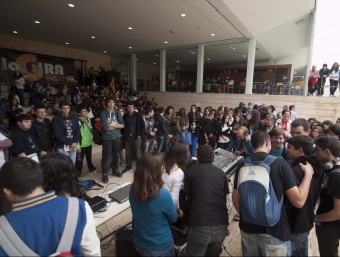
[129,152,177,257]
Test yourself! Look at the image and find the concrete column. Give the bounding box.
[196,44,204,93]
[245,38,256,94]
[160,50,166,92]
[304,10,317,96]
[130,54,137,91]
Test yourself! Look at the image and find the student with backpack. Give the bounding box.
[232,131,314,256]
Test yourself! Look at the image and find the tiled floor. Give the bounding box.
[87,144,325,256]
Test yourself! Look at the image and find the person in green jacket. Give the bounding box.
[75,105,96,177]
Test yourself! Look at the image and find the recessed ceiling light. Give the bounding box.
[68,3,75,7]
[192,52,195,55]
[65,42,69,45]
[243,55,247,57]
[164,41,168,44]
[129,46,133,49]
[136,58,138,61]
[181,13,186,17]
[91,36,95,39]
[34,20,40,24]
[128,26,133,30]
[153,62,157,65]
[232,47,236,50]
[13,30,18,34]
[206,58,210,61]
[103,50,107,53]
[156,54,158,57]
[176,60,180,63]
[210,33,215,36]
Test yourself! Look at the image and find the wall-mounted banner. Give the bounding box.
[0,48,83,84]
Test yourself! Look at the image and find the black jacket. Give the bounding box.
[11,127,39,156]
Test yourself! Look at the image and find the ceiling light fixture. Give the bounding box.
[164,41,168,44]
[243,55,247,57]
[91,36,95,39]
[153,62,157,65]
[103,50,107,53]
[128,26,133,30]
[210,33,215,36]
[181,13,186,17]
[34,20,40,24]
[68,3,75,7]
[129,46,133,49]
[156,54,158,57]
[176,60,180,63]
[65,42,69,45]
[206,58,210,61]
[13,30,18,34]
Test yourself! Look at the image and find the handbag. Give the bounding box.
[181,131,192,145]
[79,179,104,191]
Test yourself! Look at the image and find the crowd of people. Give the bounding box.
[1,74,340,256]
[308,62,340,96]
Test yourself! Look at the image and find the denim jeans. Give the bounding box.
[135,243,175,257]
[57,147,77,165]
[156,134,167,153]
[186,225,228,257]
[101,138,120,179]
[329,79,339,96]
[15,88,25,106]
[316,224,340,257]
[289,232,309,257]
[241,231,291,257]
[142,138,156,153]
[190,134,199,157]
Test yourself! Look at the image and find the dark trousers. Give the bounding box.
[101,138,120,179]
[308,81,318,95]
[75,145,95,177]
[316,225,340,257]
[15,88,25,106]
[330,79,339,96]
[124,136,141,168]
[317,77,327,95]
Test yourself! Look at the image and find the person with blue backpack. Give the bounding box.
[232,131,314,256]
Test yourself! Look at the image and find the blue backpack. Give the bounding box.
[237,155,283,227]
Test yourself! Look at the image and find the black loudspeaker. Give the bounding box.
[116,229,140,257]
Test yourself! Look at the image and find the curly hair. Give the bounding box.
[197,144,214,163]
[131,152,165,203]
[164,141,188,174]
[40,153,89,201]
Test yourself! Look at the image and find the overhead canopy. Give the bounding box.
[0,0,315,69]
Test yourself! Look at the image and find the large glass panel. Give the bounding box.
[166,47,197,92]
[255,13,312,95]
[136,51,159,91]
[203,40,248,94]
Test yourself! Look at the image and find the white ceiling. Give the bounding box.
[0,0,315,68]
